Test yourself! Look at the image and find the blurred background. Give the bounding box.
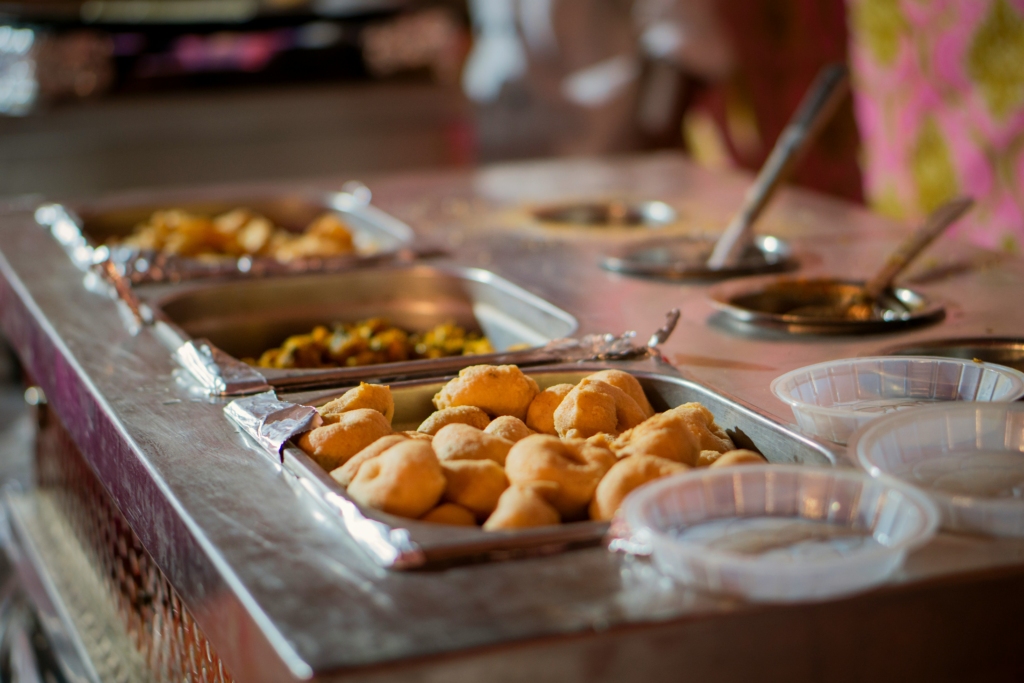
[0,0,1021,250]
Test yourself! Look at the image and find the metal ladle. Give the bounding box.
[706,63,850,270]
[788,197,975,320]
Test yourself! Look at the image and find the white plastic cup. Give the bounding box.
[852,402,1024,537]
[771,356,1024,445]
[620,465,938,602]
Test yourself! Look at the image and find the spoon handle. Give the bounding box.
[707,63,849,269]
[863,197,975,300]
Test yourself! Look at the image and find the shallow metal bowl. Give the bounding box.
[532,200,678,229]
[601,235,797,280]
[708,276,946,335]
[878,338,1024,373]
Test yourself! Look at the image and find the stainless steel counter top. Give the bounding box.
[2,152,1023,682]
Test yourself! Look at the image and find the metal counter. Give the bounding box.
[1,153,1023,681]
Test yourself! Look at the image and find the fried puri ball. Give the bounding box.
[420,503,477,526]
[331,434,408,486]
[613,402,734,467]
[707,449,767,468]
[441,459,509,520]
[482,483,561,531]
[297,409,392,471]
[589,455,689,521]
[432,424,513,465]
[504,435,616,518]
[553,379,647,440]
[433,365,539,420]
[347,440,445,519]
[525,383,574,435]
[319,382,394,424]
[484,415,534,443]
[417,406,490,435]
[585,370,655,418]
[400,430,435,441]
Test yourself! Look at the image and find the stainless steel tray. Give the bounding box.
[878,337,1024,372]
[600,235,798,280]
[266,365,838,569]
[151,264,579,393]
[34,183,414,284]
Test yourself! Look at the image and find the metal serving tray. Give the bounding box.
[150,264,579,392]
[267,365,837,569]
[33,183,413,284]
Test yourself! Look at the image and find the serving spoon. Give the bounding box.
[789,197,975,320]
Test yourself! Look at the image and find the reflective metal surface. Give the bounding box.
[601,235,798,280]
[34,182,413,284]
[2,154,1024,682]
[878,337,1024,373]
[708,276,946,335]
[532,200,677,229]
[270,365,835,569]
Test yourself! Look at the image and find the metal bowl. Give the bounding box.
[532,200,677,229]
[601,235,797,280]
[878,338,1024,373]
[708,276,946,335]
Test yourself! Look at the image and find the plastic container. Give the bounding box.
[771,356,1024,444]
[620,464,938,602]
[852,402,1024,537]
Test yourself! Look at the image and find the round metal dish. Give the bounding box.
[533,200,677,229]
[708,276,946,335]
[878,338,1024,373]
[600,235,797,280]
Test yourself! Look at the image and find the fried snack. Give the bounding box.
[319,382,394,424]
[417,406,491,435]
[330,434,408,486]
[400,431,435,441]
[585,369,655,418]
[504,435,616,518]
[441,459,509,520]
[525,384,574,435]
[589,455,689,521]
[613,402,734,466]
[432,424,514,465]
[707,449,767,468]
[297,409,393,471]
[347,440,445,518]
[484,416,534,443]
[553,379,647,440]
[420,503,477,526]
[482,483,561,531]
[433,365,540,420]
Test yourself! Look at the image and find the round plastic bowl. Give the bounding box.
[771,356,1024,445]
[852,402,1024,537]
[621,465,938,602]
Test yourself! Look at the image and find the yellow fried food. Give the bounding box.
[417,406,491,435]
[482,483,561,531]
[613,402,734,466]
[331,434,408,486]
[553,379,647,440]
[400,431,435,441]
[319,382,394,424]
[420,503,477,526]
[504,434,616,519]
[589,455,689,521]
[707,449,767,468]
[432,424,513,465]
[296,409,393,471]
[585,369,655,418]
[433,365,540,420]
[525,384,574,435]
[347,440,445,518]
[441,459,509,520]
[483,416,534,443]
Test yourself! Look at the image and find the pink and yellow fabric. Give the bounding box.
[848,0,1024,251]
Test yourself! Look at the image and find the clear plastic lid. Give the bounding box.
[771,356,1024,445]
[852,402,1024,537]
[619,464,939,602]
